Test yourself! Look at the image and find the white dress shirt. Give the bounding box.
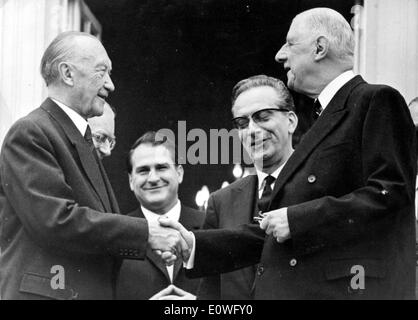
[317,70,355,114]
[143,200,181,282]
[256,163,286,198]
[51,98,88,136]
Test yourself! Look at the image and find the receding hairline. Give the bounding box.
[231,75,295,113]
[40,32,107,86]
[294,7,348,26]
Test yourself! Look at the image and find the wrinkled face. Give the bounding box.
[232,86,297,171]
[129,144,183,214]
[70,37,115,119]
[88,103,116,159]
[275,17,317,96]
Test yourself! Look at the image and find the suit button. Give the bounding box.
[256,265,264,276]
[307,175,316,183]
[289,258,297,267]
[381,189,388,195]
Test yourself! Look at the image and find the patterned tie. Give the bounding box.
[257,175,276,213]
[312,99,323,120]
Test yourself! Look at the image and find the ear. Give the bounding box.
[313,36,329,61]
[176,165,184,184]
[287,111,298,134]
[58,62,75,86]
[128,173,134,191]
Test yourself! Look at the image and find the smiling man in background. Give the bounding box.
[116,131,205,300]
[198,75,297,300]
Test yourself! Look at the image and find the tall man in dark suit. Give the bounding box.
[116,131,205,300]
[164,7,417,299]
[0,31,186,300]
[198,75,297,300]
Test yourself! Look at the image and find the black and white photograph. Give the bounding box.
[0,0,417,304]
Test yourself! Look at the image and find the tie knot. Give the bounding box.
[264,175,275,186]
[313,99,322,119]
[257,175,275,214]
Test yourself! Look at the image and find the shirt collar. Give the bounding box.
[317,70,355,111]
[256,162,286,192]
[51,98,88,136]
[141,200,181,224]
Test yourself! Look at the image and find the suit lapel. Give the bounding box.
[269,76,365,205]
[97,160,120,213]
[41,98,112,212]
[231,175,259,223]
[75,143,112,212]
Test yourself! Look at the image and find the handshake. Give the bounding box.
[147,208,291,265]
[147,217,194,265]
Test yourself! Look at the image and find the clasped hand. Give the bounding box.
[148,217,193,265]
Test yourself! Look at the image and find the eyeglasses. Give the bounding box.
[231,108,290,130]
[92,132,116,150]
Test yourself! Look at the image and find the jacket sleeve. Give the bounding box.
[0,119,148,259]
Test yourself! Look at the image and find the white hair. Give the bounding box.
[40,31,98,86]
[296,7,355,62]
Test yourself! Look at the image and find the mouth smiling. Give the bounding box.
[143,185,167,191]
[97,92,108,101]
[251,137,270,148]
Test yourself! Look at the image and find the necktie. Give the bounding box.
[257,175,275,213]
[84,125,95,151]
[84,125,112,208]
[312,99,322,120]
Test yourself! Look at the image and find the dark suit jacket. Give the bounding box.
[189,76,417,299]
[116,205,205,300]
[198,176,259,300]
[0,98,149,300]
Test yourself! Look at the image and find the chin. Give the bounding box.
[92,101,105,115]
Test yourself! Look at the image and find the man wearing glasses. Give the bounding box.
[198,75,298,299]
[88,102,116,159]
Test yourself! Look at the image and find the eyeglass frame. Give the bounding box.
[92,132,116,150]
[231,107,291,130]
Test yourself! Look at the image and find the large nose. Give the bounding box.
[275,44,287,64]
[248,117,262,136]
[147,168,160,183]
[104,73,115,92]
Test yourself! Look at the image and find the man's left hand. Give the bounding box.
[259,208,291,243]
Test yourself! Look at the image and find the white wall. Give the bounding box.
[0,0,95,146]
[359,0,418,104]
